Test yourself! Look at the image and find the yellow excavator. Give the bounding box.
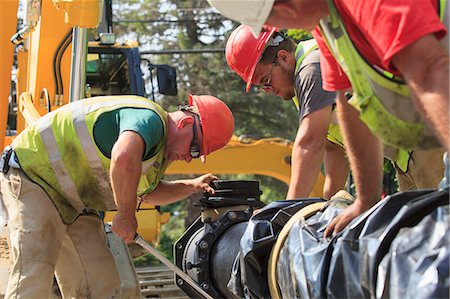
[0,0,324,242]
[0,0,324,296]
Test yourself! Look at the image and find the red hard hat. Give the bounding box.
[189,95,235,162]
[226,24,276,92]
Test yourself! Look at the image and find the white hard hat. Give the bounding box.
[207,0,275,37]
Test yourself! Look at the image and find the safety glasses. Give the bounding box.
[262,60,276,90]
[190,115,201,159]
[178,104,203,159]
[256,52,278,91]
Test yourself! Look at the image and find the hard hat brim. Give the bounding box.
[188,94,234,163]
[244,26,277,93]
[207,0,274,40]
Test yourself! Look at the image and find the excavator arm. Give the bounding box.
[1,0,326,243]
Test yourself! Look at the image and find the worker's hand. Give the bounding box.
[323,201,370,238]
[252,208,263,216]
[112,211,138,244]
[190,173,219,194]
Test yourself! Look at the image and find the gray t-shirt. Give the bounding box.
[293,49,336,121]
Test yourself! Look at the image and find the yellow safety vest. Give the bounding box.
[292,39,319,111]
[292,40,345,147]
[318,0,447,151]
[13,96,168,224]
[291,39,411,171]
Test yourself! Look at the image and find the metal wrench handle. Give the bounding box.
[133,234,214,299]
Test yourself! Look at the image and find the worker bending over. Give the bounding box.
[226,25,348,199]
[0,94,234,298]
[209,0,448,236]
[225,25,442,201]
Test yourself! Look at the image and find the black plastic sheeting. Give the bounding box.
[277,196,353,299]
[277,187,449,299]
[376,205,449,299]
[326,188,449,298]
[227,198,325,299]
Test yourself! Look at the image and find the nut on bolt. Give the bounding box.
[227,211,237,220]
[199,240,209,250]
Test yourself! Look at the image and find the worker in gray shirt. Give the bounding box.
[226,25,349,199]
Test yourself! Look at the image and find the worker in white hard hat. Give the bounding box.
[208,0,448,237]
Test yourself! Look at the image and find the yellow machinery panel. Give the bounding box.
[0,0,19,150]
[166,136,325,198]
[103,208,170,246]
[0,0,324,246]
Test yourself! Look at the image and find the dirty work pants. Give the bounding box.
[395,148,446,191]
[0,168,121,298]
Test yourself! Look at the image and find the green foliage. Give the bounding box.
[383,159,399,194]
[113,0,298,139]
[257,175,289,203]
[156,202,187,259]
[285,29,312,42]
[133,201,187,266]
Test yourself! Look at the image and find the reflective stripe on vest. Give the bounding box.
[71,101,114,209]
[294,39,319,74]
[36,113,86,213]
[13,96,167,223]
[79,97,169,197]
[292,40,319,111]
[318,0,447,150]
[290,38,411,169]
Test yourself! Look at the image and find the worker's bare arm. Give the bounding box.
[392,34,449,150]
[286,105,332,199]
[110,131,145,244]
[324,91,383,237]
[323,141,349,199]
[142,173,219,205]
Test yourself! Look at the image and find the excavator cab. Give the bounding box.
[86,42,146,97]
